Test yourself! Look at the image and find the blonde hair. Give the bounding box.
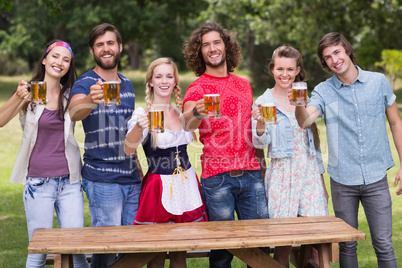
[144,58,196,147]
[145,57,181,111]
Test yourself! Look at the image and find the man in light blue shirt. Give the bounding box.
[293,32,402,268]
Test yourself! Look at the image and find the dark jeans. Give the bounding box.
[201,170,269,268]
[331,176,397,268]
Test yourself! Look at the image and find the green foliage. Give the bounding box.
[0,52,30,76]
[0,0,208,74]
[201,0,402,90]
[1,0,402,89]
[0,0,13,11]
[376,50,402,90]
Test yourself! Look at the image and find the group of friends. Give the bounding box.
[0,21,401,268]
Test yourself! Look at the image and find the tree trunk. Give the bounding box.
[246,26,255,70]
[128,41,141,70]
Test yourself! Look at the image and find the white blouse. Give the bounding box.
[127,107,202,215]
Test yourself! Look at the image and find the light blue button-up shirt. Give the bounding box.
[309,66,395,186]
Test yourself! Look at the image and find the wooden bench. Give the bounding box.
[45,246,334,267]
[45,251,209,265]
[30,216,365,268]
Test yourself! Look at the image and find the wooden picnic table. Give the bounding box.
[28,215,365,268]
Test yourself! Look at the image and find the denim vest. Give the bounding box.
[252,89,324,174]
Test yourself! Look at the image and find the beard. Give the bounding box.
[203,49,227,69]
[93,51,121,70]
[205,57,226,69]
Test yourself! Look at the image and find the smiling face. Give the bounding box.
[271,56,300,90]
[42,46,72,79]
[322,44,354,76]
[150,63,176,101]
[201,31,226,70]
[90,31,122,70]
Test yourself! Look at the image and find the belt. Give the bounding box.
[226,170,245,177]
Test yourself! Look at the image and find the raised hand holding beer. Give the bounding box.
[252,103,277,124]
[16,81,30,102]
[102,81,121,106]
[148,109,164,133]
[136,112,149,130]
[261,103,277,125]
[204,94,220,118]
[291,82,307,106]
[252,104,266,136]
[88,80,105,105]
[27,81,47,105]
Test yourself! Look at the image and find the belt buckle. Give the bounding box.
[229,170,244,177]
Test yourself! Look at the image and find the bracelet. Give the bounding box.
[193,106,203,120]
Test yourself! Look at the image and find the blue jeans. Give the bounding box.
[331,176,397,268]
[23,175,88,268]
[82,178,141,268]
[201,170,269,268]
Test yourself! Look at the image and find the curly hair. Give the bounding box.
[183,22,241,76]
[317,32,356,73]
[268,45,306,82]
[145,57,181,110]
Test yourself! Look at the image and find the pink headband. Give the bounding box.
[45,41,74,58]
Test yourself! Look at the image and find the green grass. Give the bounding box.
[0,72,401,267]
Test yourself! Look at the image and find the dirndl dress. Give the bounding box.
[134,130,208,224]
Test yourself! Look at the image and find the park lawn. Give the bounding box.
[0,73,401,267]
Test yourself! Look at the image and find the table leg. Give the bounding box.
[111,252,162,268]
[330,243,339,263]
[298,245,312,267]
[316,243,330,268]
[228,248,284,268]
[57,254,73,268]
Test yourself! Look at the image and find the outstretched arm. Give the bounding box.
[288,88,320,129]
[69,80,104,121]
[294,105,320,129]
[182,99,204,131]
[386,102,402,195]
[0,81,29,127]
[124,112,148,156]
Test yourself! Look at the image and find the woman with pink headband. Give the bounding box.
[0,40,89,268]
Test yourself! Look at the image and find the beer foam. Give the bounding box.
[292,82,307,89]
[262,103,275,107]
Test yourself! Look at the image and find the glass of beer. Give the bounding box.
[29,81,47,105]
[103,81,121,106]
[204,94,220,119]
[291,82,307,106]
[149,110,164,133]
[261,103,277,125]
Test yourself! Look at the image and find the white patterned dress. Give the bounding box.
[265,112,328,218]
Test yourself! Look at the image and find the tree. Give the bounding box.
[376,49,402,91]
[200,0,402,91]
[0,0,208,72]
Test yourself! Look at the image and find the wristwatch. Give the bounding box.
[193,106,203,120]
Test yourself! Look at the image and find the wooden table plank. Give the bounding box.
[28,216,365,255]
